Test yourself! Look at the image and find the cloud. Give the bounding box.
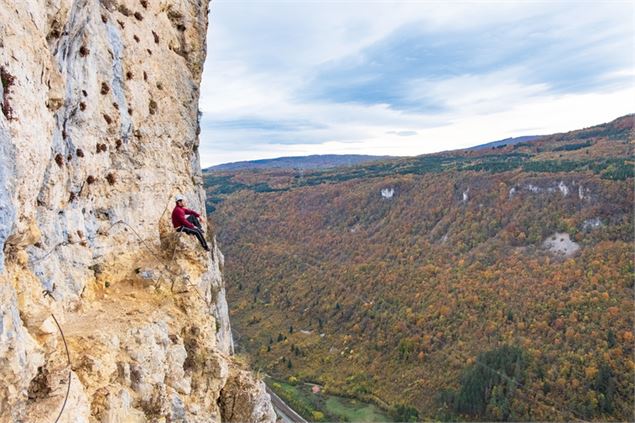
[302,7,633,111]
[203,117,326,132]
[386,130,418,137]
[198,1,634,166]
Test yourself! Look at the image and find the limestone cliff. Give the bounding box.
[0,1,275,421]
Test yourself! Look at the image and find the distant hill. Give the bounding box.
[205,114,634,421]
[206,154,393,171]
[468,135,541,150]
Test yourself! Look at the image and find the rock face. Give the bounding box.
[0,1,275,422]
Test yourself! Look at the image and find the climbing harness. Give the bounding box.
[31,195,214,422]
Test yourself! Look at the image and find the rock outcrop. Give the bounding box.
[0,1,275,421]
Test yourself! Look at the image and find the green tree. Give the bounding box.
[454,346,526,420]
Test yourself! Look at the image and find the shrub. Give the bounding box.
[389,404,419,422]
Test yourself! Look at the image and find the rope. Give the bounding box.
[29,211,212,304]
[30,195,213,423]
[29,242,69,264]
[51,313,71,423]
[103,219,212,305]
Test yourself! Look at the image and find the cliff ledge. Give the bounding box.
[0,1,275,421]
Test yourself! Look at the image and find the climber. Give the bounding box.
[171,195,210,251]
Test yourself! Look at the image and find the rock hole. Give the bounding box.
[130,366,142,385]
[126,71,133,80]
[118,5,132,16]
[27,367,51,401]
[54,154,64,167]
[79,101,86,111]
[133,34,140,43]
[148,99,157,115]
[76,148,84,157]
[134,12,143,21]
[1,66,16,120]
[140,0,148,9]
[143,71,147,81]
[103,114,112,124]
[82,89,88,97]
[101,14,108,23]
[106,173,116,185]
[86,175,96,184]
[100,82,110,95]
[152,31,159,44]
[79,46,90,57]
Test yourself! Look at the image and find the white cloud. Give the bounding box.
[199,1,635,167]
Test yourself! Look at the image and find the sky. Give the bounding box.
[198,1,635,167]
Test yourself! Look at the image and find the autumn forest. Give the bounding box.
[204,115,634,421]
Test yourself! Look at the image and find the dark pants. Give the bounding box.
[177,215,209,250]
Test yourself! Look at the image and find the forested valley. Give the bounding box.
[205,115,634,421]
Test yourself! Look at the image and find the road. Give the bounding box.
[266,386,308,423]
[232,333,307,422]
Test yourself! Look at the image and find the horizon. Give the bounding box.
[205,113,630,168]
[198,1,634,167]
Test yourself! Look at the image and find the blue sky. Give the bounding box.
[199,1,634,167]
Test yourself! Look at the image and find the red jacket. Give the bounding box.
[171,205,200,229]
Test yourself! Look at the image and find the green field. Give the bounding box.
[324,396,390,422]
[267,378,391,422]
